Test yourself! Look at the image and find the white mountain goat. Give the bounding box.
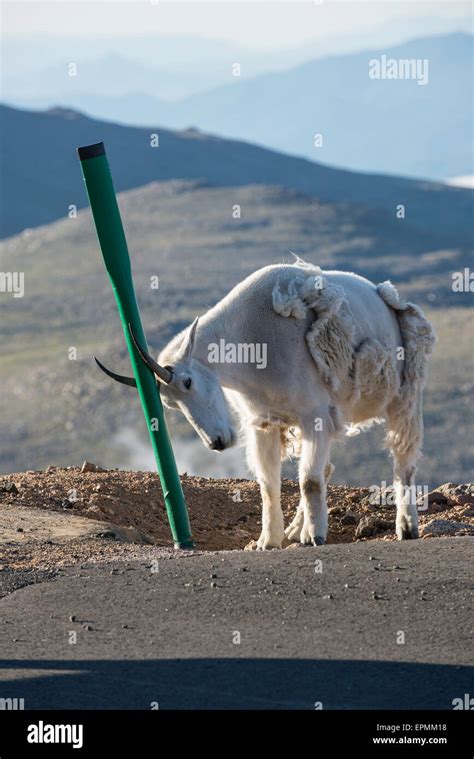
[105,260,435,548]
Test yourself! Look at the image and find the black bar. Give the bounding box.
[77,142,105,161]
[0,710,471,757]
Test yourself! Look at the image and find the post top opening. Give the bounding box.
[77,142,105,161]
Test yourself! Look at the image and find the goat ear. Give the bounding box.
[181,317,199,360]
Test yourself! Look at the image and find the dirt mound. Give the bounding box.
[1,468,473,571]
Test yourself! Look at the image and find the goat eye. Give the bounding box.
[184,377,192,390]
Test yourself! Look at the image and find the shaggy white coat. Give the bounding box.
[158,260,435,547]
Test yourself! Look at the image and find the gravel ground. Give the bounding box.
[1,469,473,573]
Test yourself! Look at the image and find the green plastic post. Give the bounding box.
[77,142,194,549]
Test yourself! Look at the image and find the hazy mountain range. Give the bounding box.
[0,103,472,241]
[4,32,473,181]
[3,15,470,92]
[142,33,472,181]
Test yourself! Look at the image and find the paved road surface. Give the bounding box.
[0,537,472,709]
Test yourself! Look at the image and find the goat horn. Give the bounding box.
[94,357,137,388]
[128,324,173,384]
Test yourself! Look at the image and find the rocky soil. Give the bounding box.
[1,466,473,571]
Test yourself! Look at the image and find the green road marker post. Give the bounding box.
[77,142,194,549]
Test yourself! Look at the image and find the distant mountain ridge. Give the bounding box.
[27,32,472,182]
[3,53,214,102]
[149,32,473,181]
[0,103,472,241]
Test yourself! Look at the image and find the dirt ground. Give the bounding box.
[1,466,473,571]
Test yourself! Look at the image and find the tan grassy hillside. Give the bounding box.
[0,181,472,485]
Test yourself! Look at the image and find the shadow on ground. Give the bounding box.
[0,659,470,709]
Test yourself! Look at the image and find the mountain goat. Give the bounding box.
[102,260,435,549]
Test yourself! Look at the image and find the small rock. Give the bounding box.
[61,500,73,509]
[340,512,358,525]
[436,483,473,502]
[82,623,93,631]
[453,484,474,497]
[81,461,104,473]
[69,615,77,622]
[356,516,390,538]
[454,494,474,507]
[419,490,450,507]
[210,581,217,588]
[421,519,474,537]
[372,592,384,600]
[16,527,24,533]
[0,481,19,495]
[244,539,258,551]
[322,594,333,600]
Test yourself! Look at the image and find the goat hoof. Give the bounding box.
[397,518,419,541]
[285,527,302,543]
[256,530,284,550]
[397,522,418,540]
[310,535,326,546]
[400,528,419,540]
[285,512,304,543]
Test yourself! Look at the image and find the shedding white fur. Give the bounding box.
[272,266,354,392]
[271,266,435,542]
[377,280,435,461]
